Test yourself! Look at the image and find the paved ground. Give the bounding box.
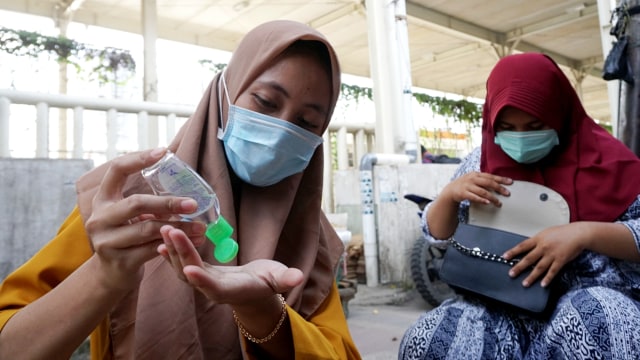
[346,284,434,360]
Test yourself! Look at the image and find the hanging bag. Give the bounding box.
[603,35,633,83]
[603,5,634,84]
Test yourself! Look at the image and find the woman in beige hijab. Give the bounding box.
[0,20,361,359]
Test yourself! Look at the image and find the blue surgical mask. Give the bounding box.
[217,73,323,187]
[494,129,559,164]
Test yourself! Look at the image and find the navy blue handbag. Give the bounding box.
[439,223,554,313]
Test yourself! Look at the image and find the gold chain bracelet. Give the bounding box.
[232,294,287,344]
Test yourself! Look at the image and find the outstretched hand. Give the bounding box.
[158,225,304,305]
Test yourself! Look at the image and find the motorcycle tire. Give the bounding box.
[410,237,456,307]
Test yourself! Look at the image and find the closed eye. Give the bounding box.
[527,122,546,131]
[253,94,276,110]
[297,116,320,131]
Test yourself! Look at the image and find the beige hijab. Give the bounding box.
[76,20,344,359]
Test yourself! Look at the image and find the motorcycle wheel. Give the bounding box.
[410,237,456,307]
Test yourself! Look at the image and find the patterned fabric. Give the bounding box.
[400,147,640,360]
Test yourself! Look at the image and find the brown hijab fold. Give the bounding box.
[76,20,343,359]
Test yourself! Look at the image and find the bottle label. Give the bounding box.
[149,154,218,219]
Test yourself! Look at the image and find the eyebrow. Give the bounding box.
[262,80,328,116]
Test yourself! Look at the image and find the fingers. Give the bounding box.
[94,148,167,204]
[160,225,206,280]
[540,263,562,288]
[274,268,304,291]
[88,211,205,250]
[453,172,512,206]
[179,260,303,305]
[101,193,198,226]
[506,243,559,288]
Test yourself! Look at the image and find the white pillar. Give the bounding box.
[337,126,349,170]
[393,0,419,162]
[322,132,333,212]
[36,102,49,158]
[142,0,159,148]
[365,0,417,159]
[365,0,397,154]
[106,109,118,160]
[138,111,149,150]
[166,113,176,144]
[72,106,84,159]
[0,97,10,157]
[355,129,367,168]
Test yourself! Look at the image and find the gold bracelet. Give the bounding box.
[232,294,287,344]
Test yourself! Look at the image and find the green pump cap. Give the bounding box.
[205,216,238,263]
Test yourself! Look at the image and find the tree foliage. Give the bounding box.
[199,60,483,126]
[0,27,136,84]
[199,60,483,125]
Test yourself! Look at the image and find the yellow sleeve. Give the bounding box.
[243,282,362,359]
[291,282,361,359]
[0,207,111,359]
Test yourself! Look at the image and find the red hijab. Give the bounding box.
[481,53,640,222]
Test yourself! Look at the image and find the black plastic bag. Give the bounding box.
[603,35,634,84]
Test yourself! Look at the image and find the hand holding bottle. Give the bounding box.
[85,148,207,292]
[141,149,238,263]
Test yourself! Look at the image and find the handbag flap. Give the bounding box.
[468,180,570,237]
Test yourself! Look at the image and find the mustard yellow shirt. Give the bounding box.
[0,207,361,359]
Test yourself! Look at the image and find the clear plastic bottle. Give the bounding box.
[141,150,238,263]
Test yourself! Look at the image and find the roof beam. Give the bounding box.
[405,1,601,78]
[60,0,86,16]
[405,1,502,43]
[506,3,598,42]
[308,2,361,29]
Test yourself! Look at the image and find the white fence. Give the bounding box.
[0,88,376,211]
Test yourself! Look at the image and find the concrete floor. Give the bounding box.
[346,284,433,360]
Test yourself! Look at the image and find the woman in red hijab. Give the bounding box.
[400,53,640,359]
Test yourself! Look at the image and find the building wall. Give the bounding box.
[332,163,458,285]
[0,158,458,288]
[0,159,94,280]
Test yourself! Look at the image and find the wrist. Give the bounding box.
[232,294,288,344]
[88,255,141,294]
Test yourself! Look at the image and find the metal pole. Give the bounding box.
[597,0,621,136]
[622,0,640,155]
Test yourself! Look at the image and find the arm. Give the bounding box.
[241,283,360,360]
[425,148,512,240]
[505,196,640,288]
[581,220,640,261]
[0,149,205,359]
[0,208,106,359]
[158,226,360,360]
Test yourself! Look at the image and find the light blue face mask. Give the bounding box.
[217,73,323,187]
[494,129,559,164]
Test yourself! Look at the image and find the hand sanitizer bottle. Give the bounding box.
[141,150,238,263]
